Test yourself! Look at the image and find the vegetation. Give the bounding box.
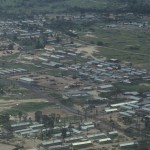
[114,82,150,93]
[79,25,150,70]
[1,102,52,116]
[0,80,38,100]
[0,0,150,19]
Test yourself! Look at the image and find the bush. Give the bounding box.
[97,41,104,46]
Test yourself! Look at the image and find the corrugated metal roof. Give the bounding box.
[72,140,92,146]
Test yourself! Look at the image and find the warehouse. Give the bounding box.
[72,141,93,149]
[119,112,132,117]
[111,101,139,107]
[87,133,107,141]
[48,144,70,150]
[65,136,83,143]
[71,128,82,135]
[119,141,139,149]
[81,125,95,131]
[108,131,118,137]
[11,122,31,131]
[29,124,44,129]
[105,108,118,113]
[42,140,62,147]
[99,138,111,143]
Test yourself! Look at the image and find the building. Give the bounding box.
[20,77,35,84]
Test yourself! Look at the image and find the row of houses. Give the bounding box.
[51,57,148,86]
[10,118,140,149]
[0,68,27,76]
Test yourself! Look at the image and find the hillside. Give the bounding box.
[0,0,150,18]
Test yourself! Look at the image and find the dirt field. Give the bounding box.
[30,74,81,92]
[84,33,98,38]
[28,105,72,120]
[23,139,44,149]
[77,46,98,57]
[0,143,15,150]
[0,50,20,57]
[76,45,105,61]
[87,90,100,99]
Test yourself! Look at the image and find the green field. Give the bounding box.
[0,0,150,17]
[0,0,123,12]
[114,81,150,93]
[79,25,150,70]
[1,102,52,116]
[0,80,38,100]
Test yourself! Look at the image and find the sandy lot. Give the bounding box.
[0,50,20,57]
[30,74,81,92]
[77,46,97,56]
[85,33,97,38]
[87,90,100,99]
[28,105,71,121]
[0,143,15,150]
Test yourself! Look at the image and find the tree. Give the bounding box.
[18,111,23,122]
[56,36,61,43]
[23,114,28,122]
[8,43,14,50]
[35,111,42,122]
[68,123,73,136]
[29,117,32,124]
[48,118,54,128]
[56,114,61,123]
[62,128,67,139]
[42,115,54,128]
[0,113,12,132]
[51,113,56,121]
[97,41,104,46]
[42,115,49,127]
[35,39,44,49]
[0,88,4,94]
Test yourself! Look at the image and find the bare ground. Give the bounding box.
[77,46,98,57]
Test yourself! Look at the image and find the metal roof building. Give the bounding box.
[20,77,35,84]
[99,138,111,143]
[72,140,93,148]
[111,101,139,107]
[119,112,132,117]
[48,144,70,150]
[119,141,139,148]
[42,139,62,147]
[11,122,30,128]
[87,133,107,141]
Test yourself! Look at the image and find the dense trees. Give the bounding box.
[35,111,61,128]
[0,0,150,19]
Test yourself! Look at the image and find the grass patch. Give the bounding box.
[80,25,150,70]
[1,102,52,116]
[0,80,38,100]
[0,0,125,16]
[0,53,39,72]
[114,82,150,93]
